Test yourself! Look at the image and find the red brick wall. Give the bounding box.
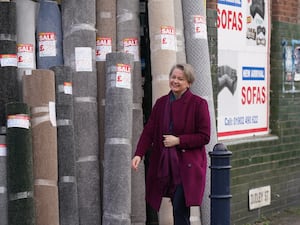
[272,0,299,23]
[207,0,217,10]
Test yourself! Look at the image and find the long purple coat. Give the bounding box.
[134,89,211,211]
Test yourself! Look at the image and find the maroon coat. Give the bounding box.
[134,89,211,211]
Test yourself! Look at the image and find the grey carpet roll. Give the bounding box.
[116,0,139,56]
[62,0,96,31]
[50,65,79,225]
[131,61,146,225]
[181,2,218,225]
[103,52,134,225]
[62,0,97,97]
[14,0,38,96]
[61,1,101,224]
[0,2,19,127]
[0,133,7,225]
[116,1,146,224]
[22,69,59,225]
[96,0,117,218]
[36,0,63,69]
[6,102,35,225]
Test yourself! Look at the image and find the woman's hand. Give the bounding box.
[131,156,141,171]
[163,134,180,147]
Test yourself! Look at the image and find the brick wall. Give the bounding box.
[206,0,300,224]
[272,0,299,23]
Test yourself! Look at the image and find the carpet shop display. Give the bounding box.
[0,1,218,225]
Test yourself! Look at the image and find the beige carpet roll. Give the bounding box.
[22,69,59,225]
[96,0,116,48]
[148,0,177,104]
[148,0,177,224]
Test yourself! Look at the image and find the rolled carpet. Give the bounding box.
[0,1,19,126]
[50,65,79,225]
[174,0,186,63]
[22,69,59,225]
[0,132,8,225]
[61,1,101,224]
[147,0,177,224]
[181,1,218,224]
[13,0,38,97]
[36,0,63,69]
[96,0,116,213]
[148,0,177,103]
[6,102,35,225]
[102,52,134,225]
[116,0,146,223]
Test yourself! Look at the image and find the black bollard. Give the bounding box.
[209,143,232,225]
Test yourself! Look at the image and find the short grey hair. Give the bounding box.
[169,63,195,85]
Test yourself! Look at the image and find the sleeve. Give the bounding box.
[134,100,160,158]
[178,98,211,149]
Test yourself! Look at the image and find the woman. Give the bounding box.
[131,63,211,225]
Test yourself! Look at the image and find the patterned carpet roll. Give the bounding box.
[6,102,35,225]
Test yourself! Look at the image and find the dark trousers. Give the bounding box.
[172,185,190,225]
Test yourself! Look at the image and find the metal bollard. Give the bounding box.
[209,143,232,225]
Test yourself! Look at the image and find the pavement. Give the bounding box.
[254,207,300,225]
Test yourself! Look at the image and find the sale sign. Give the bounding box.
[160,25,176,51]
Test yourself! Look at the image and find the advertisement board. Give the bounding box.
[217,0,270,139]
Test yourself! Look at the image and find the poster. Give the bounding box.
[217,0,270,139]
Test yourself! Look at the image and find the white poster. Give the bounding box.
[75,47,93,72]
[217,0,270,139]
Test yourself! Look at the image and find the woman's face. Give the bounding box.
[169,68,190,97]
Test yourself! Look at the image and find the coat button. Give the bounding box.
[187,163,192,168]
[181,149,186,152]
